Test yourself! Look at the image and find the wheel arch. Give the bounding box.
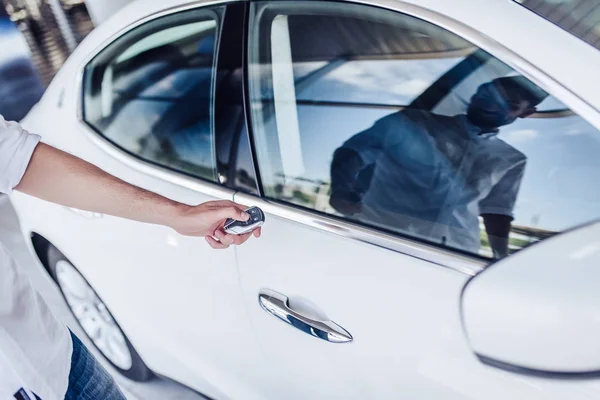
[30,232,53,274]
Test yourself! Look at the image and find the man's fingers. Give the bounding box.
[216,206,249,222]
[234,232,253,245]
[210,200,248,209]
[253,227,262,238]
[213,229,257,246]
[208,200,234,206]
[206,236,228,249]
[208,200,250,221]
[214,229,235,246]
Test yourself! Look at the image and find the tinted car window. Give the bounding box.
[83,9,223,181]
[248,1,600,259]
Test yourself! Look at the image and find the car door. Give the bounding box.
[234,1,600,399]
[14,3,265,399]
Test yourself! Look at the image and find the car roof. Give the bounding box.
[51,0,600,123]
[98,0,513,36]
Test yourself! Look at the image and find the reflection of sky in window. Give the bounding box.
[164,119,212,167]
[498,114,600,231]
[116,21,216,63]
[113,62,169,93]
[295,106,390,181]
[104,100,169,151]
[294,103,600,234]
[295,58,464,105]
[293,61,327,81]
[267,48,600,236]
[536,96,567,111]
[140,68,212,99]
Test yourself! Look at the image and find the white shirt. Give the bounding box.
[0,115,72,400]
[342,110,525,254]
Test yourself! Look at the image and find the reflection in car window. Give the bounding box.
[249,1,600,259]
[83,10,222,181]
[296,58,466,106]
[515,0,600,51]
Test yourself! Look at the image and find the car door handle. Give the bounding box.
[258,289,352,343]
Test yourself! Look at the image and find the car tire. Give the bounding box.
[47,245,153,382]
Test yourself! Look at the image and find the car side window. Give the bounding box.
[83,8,223,182]
[248,1,600,259]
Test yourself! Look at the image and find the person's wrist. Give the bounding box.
[158,201,192,230]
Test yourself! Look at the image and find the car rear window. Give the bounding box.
[515,0,600,50]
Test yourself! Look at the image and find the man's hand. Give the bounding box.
[171,200,262,249]
[482,213,512,258]
[330,191,363,215]
[17,144,261,249]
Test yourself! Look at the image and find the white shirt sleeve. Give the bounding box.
[479,157,526,217]
[0,115,41,194]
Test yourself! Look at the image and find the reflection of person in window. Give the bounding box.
[330,76,547,258]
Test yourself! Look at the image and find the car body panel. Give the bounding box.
[12,115,265,400]
[12,2,265,398]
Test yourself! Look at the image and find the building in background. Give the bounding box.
[0,7,44,120]
[0,0,132,119]
[1,0,94,85]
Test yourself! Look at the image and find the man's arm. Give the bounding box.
[479,157,526,258]
[330,148,366,214]
[16,143,259,249]
[330,116,392,214]
[482,213,512,258]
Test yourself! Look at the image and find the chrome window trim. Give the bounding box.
[75,0,238,201]
[235,193,487,276]
[75,0,600,277]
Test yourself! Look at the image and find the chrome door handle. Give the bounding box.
[258,289,352,343]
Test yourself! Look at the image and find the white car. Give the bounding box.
[11,0,600,398]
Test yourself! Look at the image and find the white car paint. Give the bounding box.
[85,0,135,26]
[463,221,600,373]
[9,0,600,399]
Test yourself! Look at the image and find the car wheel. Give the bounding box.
[47,245,153,381]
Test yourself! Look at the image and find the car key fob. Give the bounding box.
[224,206,265,235]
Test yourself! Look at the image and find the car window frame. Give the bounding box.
[82,7,224,182]
[76,1,250,200]
[242,0,600,275]
[213,1,261,195]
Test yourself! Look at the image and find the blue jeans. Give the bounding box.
[65,331,126,400]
